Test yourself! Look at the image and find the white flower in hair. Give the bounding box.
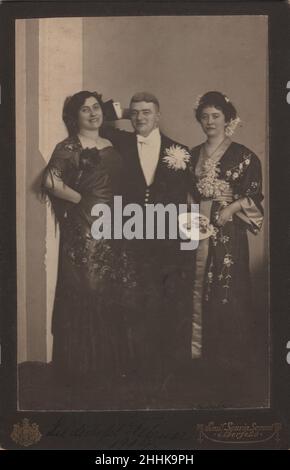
[225,116,241,136]
[224,96,230,103]
[194,94,203,110]
[163,145,191,171]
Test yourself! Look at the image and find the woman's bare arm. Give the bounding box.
[44,174,81,204]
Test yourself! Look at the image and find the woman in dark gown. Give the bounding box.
[42,91,137,386]
[189,91,264,373]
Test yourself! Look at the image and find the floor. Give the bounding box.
[18,359,269,411]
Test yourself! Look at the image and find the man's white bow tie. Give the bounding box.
[137,135,151,144]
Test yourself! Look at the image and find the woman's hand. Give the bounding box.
[46,175,82,204]
[216,200,242,227]
[216,206,234,226]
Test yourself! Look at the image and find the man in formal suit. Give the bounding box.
[106,92,190,208]
[103,92,194,403]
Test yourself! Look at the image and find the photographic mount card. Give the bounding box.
[0,0,290,450]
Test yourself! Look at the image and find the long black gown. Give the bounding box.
[43,135,137,385]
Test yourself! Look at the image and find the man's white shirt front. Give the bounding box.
[137,128,161,186]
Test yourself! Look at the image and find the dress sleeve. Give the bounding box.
[235,151,264,234]
[42,141,77,191]
[41,141,79,223]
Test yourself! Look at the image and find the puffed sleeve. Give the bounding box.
[234,151,264,234]
[42,140,79,192]
[41,139,80,222]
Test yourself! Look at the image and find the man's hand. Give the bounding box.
[112,102,123,119]
[103,100,129,120]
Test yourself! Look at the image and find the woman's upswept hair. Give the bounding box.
[195,91,237,123]
[62,90,104,136]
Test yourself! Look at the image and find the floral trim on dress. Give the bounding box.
[245,180,260,197]
[63,219,138,292]
[196,152,252,199]
[204,223,234,305]
[64,142,80,153]
[196,159,230,199]
[224,153,251,182]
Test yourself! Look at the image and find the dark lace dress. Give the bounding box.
[43,136,137,384]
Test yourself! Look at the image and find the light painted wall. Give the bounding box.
[16,18,83,362]
[38,18,84,362]
[83,15,268,278]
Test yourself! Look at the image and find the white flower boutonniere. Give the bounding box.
[163,145,191,171]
